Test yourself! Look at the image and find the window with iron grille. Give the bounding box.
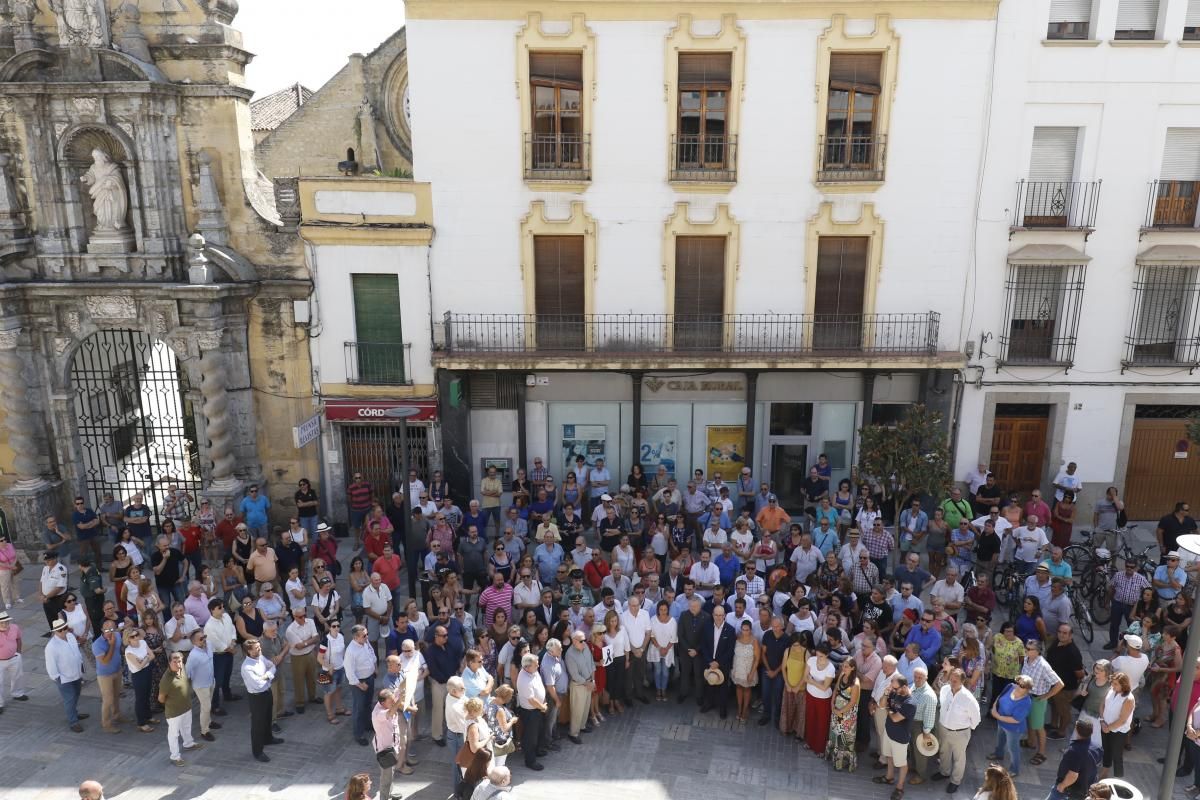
[1124,264,1200,366]
[999,263,1087,366]
[1114,0,1160,39]
[1047,0,1093,39]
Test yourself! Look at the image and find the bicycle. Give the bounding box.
[1077,542,1156,626]
[1065,525,1141,577]
[1067,583,1093,644]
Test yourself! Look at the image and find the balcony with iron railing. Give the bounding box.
[438,312,942,364]
[1143,180,1199,229]
[524,133,590,182]
[1011,180,1102,230]
[344,341,412,385]
[817,133,887,183]
[669,134,737,183]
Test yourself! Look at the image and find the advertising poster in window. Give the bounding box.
[639,425,677,478]
[561,424,607,473]
[706,425,746,479]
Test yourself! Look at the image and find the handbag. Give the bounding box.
[10,558,22,576]
[317,669,332,686]
[454,740,475,769]
[373,733,399,768]
[491,736,516,757]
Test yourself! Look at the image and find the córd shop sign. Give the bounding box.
[323,399,438,421]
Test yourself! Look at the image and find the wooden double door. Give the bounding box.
[1126,418,1200,519]
[990,415,1049,495]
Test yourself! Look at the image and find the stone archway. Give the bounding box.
[68,328,202,521]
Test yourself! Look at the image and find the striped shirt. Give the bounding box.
[1110,570,1150,606]
[862,527,895,560]
[347,481,374,511]
[1021,655,1062,696]
[911,681,938,733]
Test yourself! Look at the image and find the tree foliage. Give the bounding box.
[858,404,952,501]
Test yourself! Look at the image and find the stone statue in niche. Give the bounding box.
[49,0,108,47]
[81,149,134,252]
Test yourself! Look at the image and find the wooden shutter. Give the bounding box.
[829,52,882,90]
[674,236,726,316]
[1029,127,1078,182]
[529,52,582,86]
[351,274,403,343]
[1049,0,1093,22]
[1116,0,1159,30]
[1162,128,1200,181]
[678,53,731,88]
[814,237,868,316]
[533,236,585,317]
[1187,0,1200,26]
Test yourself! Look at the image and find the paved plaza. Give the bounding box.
[0,538,1176,800]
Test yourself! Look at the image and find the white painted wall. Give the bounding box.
[309,243,434,386]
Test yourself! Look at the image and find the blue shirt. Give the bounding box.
[463,666,490,698]
[889,593,924,621]
[714,553,741,586]
[534,543,564,585]
[1154,565,1186,599]
[239,495,270,527]
[72,508,99,539]
[462,510,488,535]
[425,642,459,684]
[811,526,840,557]
[588,468,611,498]
[387,625,419,655]
[996,684,1033,733]
[91,632,123,677]
[905,623,943,664]
[185,646,215,689]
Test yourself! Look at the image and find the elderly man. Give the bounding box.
[185,629,219,742]
[165,602,199,654]
[907,666,939,785]
[533,531,565,587]
[47,618,86,731]
[182,581,211,626]
[470,766,514,800]
[345,624,379,746]
[444,676,469,792]
[929,667,981,792]
[622,596,653,705]
[92,618,123,733]
[540,638,568,746]
[854,633,883,750]
[78,780,105,800]
[362,572,393,657]
[601,563,633,605]
[285,606,320,713]
[241,635,287,762]
[159,651,202,766]
[1022,638,1064,767]
[930,566,965,616]
[516,653,550,770]
[564,630,595,742]
[870,656,900,766]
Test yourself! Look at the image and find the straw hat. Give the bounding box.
[704,666,725,686]
[916,733,939,757]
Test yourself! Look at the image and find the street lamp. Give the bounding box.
[382,406,422,586]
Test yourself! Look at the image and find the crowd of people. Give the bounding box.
[0,461,1194,800]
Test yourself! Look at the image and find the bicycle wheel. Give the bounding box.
[1073,596,1094,643]
[1063,545,1092,576]
[1089,575,1112,625]
[993,564,1012,608]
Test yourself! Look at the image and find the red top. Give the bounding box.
[583,559,610,590]
[364,530,389,562]
[180,524,203,555]
[216,518,241,551]
[373,554,403,590]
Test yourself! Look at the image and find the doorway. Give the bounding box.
[1126,407,1200,519]
[989,403,1050,494]
[340,424,429,501]
[767,402,813,513]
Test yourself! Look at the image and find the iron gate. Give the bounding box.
[70,329,202,523]
[340,423,429,502]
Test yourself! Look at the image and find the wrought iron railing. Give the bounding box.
[1144,179,1199,228]
[524,133,590,181]
[440,312,940,356]
[1012,180,1101,229]
[1123,264,1200,367]
[669,134,737,182]
[817,133,887,182]
[344,341,412,385]
[998,263,1087,367]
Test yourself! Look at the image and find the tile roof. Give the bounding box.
[250,83,313,131]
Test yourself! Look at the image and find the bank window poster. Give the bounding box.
[706,425,746,479]
[640,425,678,478]
[561,424,607,473]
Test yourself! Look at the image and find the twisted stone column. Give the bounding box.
[0,327,42,485]
[197,329,237,489]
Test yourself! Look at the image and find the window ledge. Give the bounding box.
[1179,40,1200,47]
[524,180,591,193]
[815,180,884,194]
[1109,39,1169,47]
[1041,38,1102,47]
[668,180,736,194]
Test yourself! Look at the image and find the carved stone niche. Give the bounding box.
[61,126,136,254]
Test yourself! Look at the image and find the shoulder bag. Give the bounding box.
[373,732,399,769]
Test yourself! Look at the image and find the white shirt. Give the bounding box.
[125,639,151,673]
[790,546,821,583]
[621,607,652,649]
[1112,652,1149,690]
[362,584,390,616]
[445,693,468,735]
[516,667,547,709]
[1013,526,1049,563]
[647,617,678,665]
[45,632,83,682]
[570,546,592,565]
[788,612,816,636]
[164,614,199,652]
[1102,689,1134,733]
[512,580,543,609]
[965,468,989,495]
[408,479,426,509]
[702,528,728,548]
[604,627,630,659]
[40,563,68,596]
[1053,471,1082,502]
[204,613,236,654]
[63,604,89,638]
[285,617,318,655]
[323,632,347,670]
[806,657,836,699]
[938,684,981,730]
[688,562,721,598]
[872,669,898,703]
[343,639,378,685]
[241,653,276,693]
[730,529,755,557]
[839,542,869,573]
[285,578,307,608]
[613,545,636,574]
[930,579,965,607]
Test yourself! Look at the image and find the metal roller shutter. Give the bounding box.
[1115,0,1159,31]
[1029,127,1078,183]
[1049,0,1092,22]
[1187,0,1200,27]
[1162,128,1200,181]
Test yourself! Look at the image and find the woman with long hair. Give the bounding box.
[603,610,629,714]
[344,772,372,800]
[832,480,854,532]
[348,556,369,624]
[731,620,762,723]
[220,554,246,612]
[110,545,134,617]
[803,641,837,754]
[1014,595,1047,643]
[973,764,1017,800]
[1050,491,1076,549]
[780,630,811,739]
[1074,659,1112,748]
[1099,671,1135,779]
[488,541,515,585]
[648,600,677,702]
[1149,624,1183,727]
[955,626,987,703]
[826,658,860,771]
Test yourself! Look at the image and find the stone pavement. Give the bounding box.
[0,532,1174,800]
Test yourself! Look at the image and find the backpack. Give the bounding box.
[1116,507,1128,529]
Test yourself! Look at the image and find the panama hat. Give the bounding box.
[916,733,940,758]
[704,666,725,686]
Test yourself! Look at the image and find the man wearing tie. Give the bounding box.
[676,594,709,705]
[699,605,736,719]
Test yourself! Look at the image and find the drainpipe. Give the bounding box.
[744,370,758,468]
[631,371,643,469]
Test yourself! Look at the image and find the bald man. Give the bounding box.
[79,780,104,800]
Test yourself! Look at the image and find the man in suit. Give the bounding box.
[533,588,561,628]
[676,594,709,705]
[664,559,687,597]
[699,604,736,718]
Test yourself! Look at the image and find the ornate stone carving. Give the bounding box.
[54,336,72,355]
[188,232,213,284]
[81,149,135,253]
[112,1,152,63]
[84,295,136,322]
[72,97,99,117]
[169,337,190,359]
[195,153,228,246]
[64,309,81,336]
[11,0,44,53]
[151,309,168,336]
[273,177,300,229]
[0,327,21,350]
[116,121,134,140]
[0,98,14,118]
[54,122,68,139]
[0,328,41,481]
[195,328,224,351]
[199,343,236,485]
[49,0,109,48]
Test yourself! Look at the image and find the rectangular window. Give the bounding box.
[673,236,726,350]
[1127,265,1200,365]
[813,236,868,350]
[528,52,585,176]
[1000,264,1086,365]
[1022,126,1081,227]
[1047,0,1093,39]
[673,53,735,179]
[350,274,405,384]
[1187,0,1200,39]
[533,235,585,350]
[1115,0,1159,39]
[1154,128,1200,227]
[822,53,883,180]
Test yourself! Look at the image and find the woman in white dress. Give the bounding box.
[603,610,630,714]
[647,600,678,702]
[61,593,96,669]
